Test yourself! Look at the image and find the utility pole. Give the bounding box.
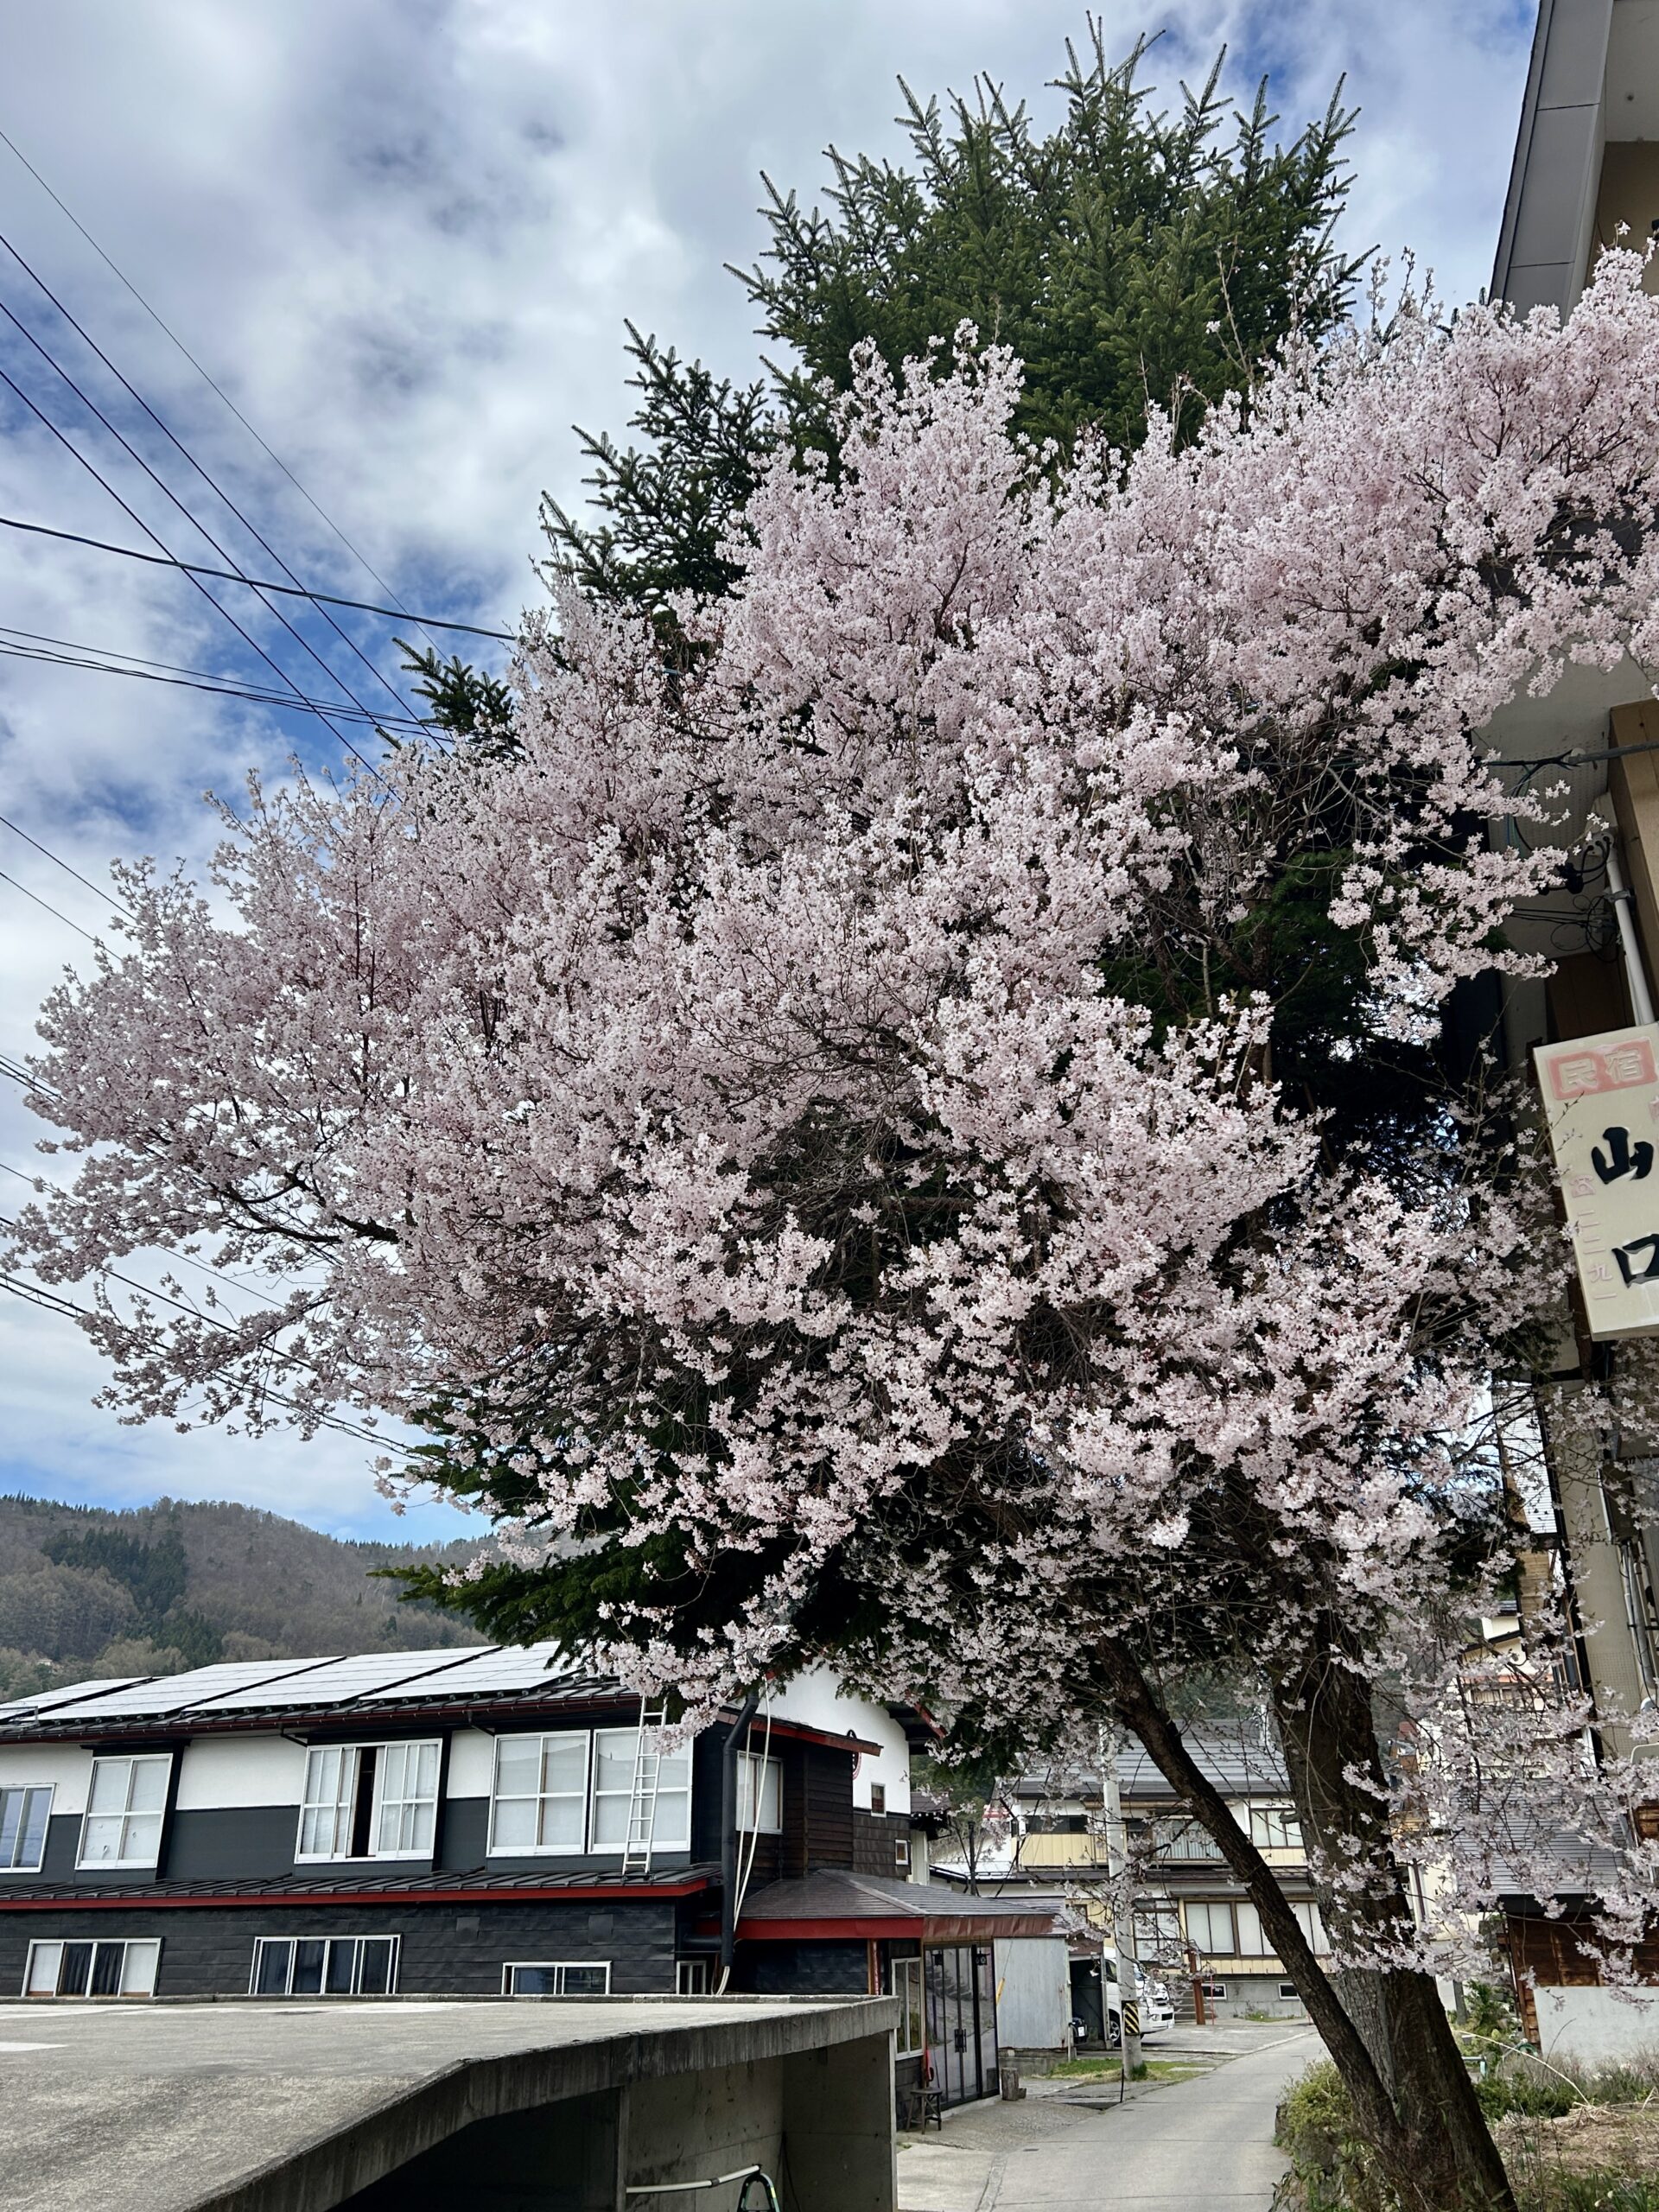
[1098,1726,1141,2079]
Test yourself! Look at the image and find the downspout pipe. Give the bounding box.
[719,1693,760,1979]
[1603,830,1656,1027]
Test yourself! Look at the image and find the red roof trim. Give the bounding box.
[0,1877,713,1911]
[734,1913,1052,1942]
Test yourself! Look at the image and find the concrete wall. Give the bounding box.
[1536,1983,1659,2063]
[334,2031,896,2212]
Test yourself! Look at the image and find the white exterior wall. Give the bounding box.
[175,1734,304,1809]
[995,1936,1071,2052]
[1536,1983,1659,2063]
[0,1742,95,1815]
[770,1668,912,1814]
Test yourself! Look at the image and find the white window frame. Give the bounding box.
[893,1955,925,2057]
[249,1933,400,1997]
[675,1957,714,1996]
[1279,1982,1300,2001]
[893,1834,912,1872]
[373,1739,442,1858]
[294,1740,441,1863]
[1199,1979,1227,2000]
[1248,1804,1304,1851]
[487,1731,591,1858]
[1291,1899,1330,1955]
[502,1960,612,1997]
[0,1783,53,1873]
[1183,1900,1235,1956]
[735,1751,782,1835]
[77,1753,171,1871]
[592,1728,692,1854]
[24,1936,160,1997]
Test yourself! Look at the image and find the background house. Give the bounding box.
[931,1728,1332,2026]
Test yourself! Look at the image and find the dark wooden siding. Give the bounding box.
[779,1742,855,1876]
[0,1896,682,1999]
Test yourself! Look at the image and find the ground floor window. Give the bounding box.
[675,1957,713,1995]
[1199,1980,1227,2000]
[504,1961,611,1996]
[251,1934,398,1997]
[1279,1983,1299,2001]
[893,1955,925,2056]
[25,1937,160,1997]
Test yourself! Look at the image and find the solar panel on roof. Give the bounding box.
[185,1648,484,1712]
[0,1675,147,1721]
[358,1642,578,1700]
[30,1658,343,1723]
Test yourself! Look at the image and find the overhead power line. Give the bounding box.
[0,866,99,942]
[0,306,398,779]
[0,222,422,719]
[0,122,446,658]
[0,362,389,786]
[0,628,427,729]
[0,1157,285,1312]
[0,513,513,639]
[0,810,135,920]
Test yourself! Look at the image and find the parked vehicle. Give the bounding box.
[1098,1957,1173,2046]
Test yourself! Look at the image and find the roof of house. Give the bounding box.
[0,1861,721,1911]
[734,1868,1061,1943]
[0,1645,881,1756]
[1007,1726,1292,1805]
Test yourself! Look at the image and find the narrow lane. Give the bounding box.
[986,2028,1319,2211]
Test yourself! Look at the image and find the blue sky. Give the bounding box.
[0,0,1539,1540]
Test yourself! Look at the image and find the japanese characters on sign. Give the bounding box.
[1537,1024,1659,1338]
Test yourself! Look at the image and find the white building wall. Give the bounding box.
[1536,1983,1659,2063]
[0,1742,95,1815]
[174,1734,304,1810]
[770,1668,912,1813]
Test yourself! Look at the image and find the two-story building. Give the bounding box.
[1483,0,1659,2056]
[934,1729,1332,2029]
[0,1643,1052,2110]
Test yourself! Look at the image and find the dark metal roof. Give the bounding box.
[736,1867,1060,1939]
[1008,1727,1292,1804]
[0,1861,720,1908]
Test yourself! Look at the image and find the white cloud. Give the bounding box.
[0,0,1537,1535]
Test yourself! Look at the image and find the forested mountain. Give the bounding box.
[0,1495,484,1699]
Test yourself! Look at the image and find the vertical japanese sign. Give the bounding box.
[1537,1024,1659,1338]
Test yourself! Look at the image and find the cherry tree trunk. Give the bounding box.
[1100,1637,1514,2212]
[1270,1647,1516,2212]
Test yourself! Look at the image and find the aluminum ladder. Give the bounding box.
[620,1698,668,1874]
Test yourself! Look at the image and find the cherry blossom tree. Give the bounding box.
[19,253,1659,2207]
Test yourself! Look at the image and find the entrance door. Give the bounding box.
[925,1945,999,2106]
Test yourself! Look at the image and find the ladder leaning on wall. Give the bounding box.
[620,1696,669,1874]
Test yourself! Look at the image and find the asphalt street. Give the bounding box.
[900,2024,1320,2212]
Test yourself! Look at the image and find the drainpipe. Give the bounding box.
[1596,818,1656,1026]
[719,1694,760,1983]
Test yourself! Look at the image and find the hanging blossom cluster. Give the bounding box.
[14,255,1659,1958]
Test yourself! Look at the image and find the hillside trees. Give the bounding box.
[20,252,1659,2203]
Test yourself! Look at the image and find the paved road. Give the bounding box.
[900,2025,1319,2212]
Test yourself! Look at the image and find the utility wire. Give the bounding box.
[0,867,99,942]
[0,361,390,785]
[0,632,426,729]
[0,514,512,639]
[0,223,423,718]
[0,1158,285,1311]
[0,291,410,758]
[0,810,136,920]
[0,122,446,658]
[0,1270,389,1452]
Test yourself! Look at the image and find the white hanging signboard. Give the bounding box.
[1537,1023,1659,1338]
